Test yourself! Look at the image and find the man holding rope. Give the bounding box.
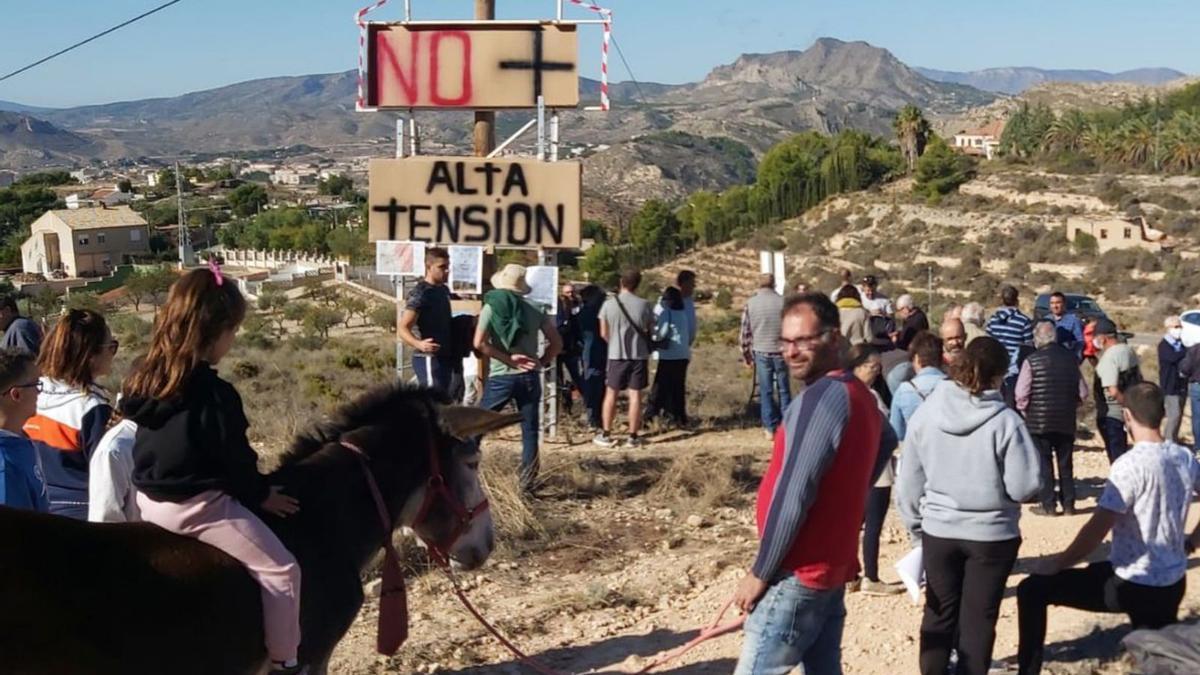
[732,293,896,675]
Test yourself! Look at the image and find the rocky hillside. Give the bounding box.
[650,167,1200,332]
[0,111,99,169]
[917,66,1187,94]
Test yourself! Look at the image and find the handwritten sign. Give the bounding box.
[448,245,483,295]
[369,157,582,249]
[376,240,425,276]
[525,265,559,315]
[366,22,579,109]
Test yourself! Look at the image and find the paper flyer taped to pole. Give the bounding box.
[448,245,484,295]
[895,545,924,605]
[376,240,425,277]
[525,265,559,314]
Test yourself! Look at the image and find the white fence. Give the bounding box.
[217,247,337,271]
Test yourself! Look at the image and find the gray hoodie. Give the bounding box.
[896,379,1043,542]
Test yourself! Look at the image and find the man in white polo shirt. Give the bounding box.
[1015,382,1200,674]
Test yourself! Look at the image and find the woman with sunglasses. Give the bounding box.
[24,309,117,519]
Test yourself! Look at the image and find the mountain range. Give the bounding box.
[915,66,1187,94]
[0,38,1185,208]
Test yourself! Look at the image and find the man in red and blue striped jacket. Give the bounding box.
[732,293,897,675]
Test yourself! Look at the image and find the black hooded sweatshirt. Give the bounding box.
[128,363,269,506]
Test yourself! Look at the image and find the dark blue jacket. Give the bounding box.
[0,431,49,512]
[1159,337,1188,396]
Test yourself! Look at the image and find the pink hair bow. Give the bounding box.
[208,258,224,287]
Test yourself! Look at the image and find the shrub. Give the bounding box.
[369,304,397,332]
[767,237,787,252]
[1146,192,1192,211]
[713,287,733,310]
[1014,176,1049,194]
[232,360,262,379]
[1095,177,1130,205]
[1072,231,1099,256]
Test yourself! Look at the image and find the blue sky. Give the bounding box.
[1,0,1196,108]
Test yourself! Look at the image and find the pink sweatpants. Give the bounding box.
[137,490,301,663]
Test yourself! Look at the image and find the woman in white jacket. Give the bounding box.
[896,337,1043,675]
[87,390,140,523]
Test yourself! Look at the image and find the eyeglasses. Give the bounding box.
[781,329,833,351]
[3,381,42,396]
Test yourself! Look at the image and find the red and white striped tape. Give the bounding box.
[567,0,613,111]
[354,0,613,112]
[355,0,392,111]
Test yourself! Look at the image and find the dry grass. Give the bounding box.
[647,452,757,511]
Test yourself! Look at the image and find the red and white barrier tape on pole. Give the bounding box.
[566,0,612,111]
[355,0,391,111]
[354,0,612,112]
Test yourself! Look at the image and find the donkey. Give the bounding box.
[0,384,518,675]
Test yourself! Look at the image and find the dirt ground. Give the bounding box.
[325,416,1200,675]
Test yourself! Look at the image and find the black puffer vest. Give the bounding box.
[1023,343,1080,436]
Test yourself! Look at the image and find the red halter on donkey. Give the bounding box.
[0,385,517,675]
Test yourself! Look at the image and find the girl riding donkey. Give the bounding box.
[125,266,306,675]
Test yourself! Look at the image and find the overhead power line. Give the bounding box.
[0,0,186,84]
[610,35,647,104]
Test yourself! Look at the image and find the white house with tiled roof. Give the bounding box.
[953,119,1006,160]
[21,205,150,277]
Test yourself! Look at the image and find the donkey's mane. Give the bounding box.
[277,383,452,468]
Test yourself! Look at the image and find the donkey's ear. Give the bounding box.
[440,406,522,440]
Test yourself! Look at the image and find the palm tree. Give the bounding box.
[1043,110,1089,154]
[894,105,931,173]
[1164,111,1200,173]
[1082,123,1118,164]
[1118,117,1156,167]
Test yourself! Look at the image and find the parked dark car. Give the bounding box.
[1033,293,1110,323]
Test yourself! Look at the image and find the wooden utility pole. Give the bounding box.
[472,0,495,156]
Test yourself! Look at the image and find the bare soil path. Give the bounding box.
[327,424,1200,675]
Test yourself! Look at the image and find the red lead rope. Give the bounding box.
[342,441,744,673]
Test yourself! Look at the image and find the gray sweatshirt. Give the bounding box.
[896,379,1043,542]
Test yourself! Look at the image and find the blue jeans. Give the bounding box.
[755,353,791,433]
[734,576,845,675]
[413,354,462,398]
[479,371,541,488]
[1191,383,1200,452]
[1097,415,1129,464]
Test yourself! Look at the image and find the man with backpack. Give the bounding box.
[595,269,655,449]
[1093,318,1141,463]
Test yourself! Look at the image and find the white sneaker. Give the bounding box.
[593,432,617,448]
[623,435,644,449]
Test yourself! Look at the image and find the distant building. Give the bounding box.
[21,206,150,277]
[89,187,133,207]
[272,167,319,186]
[1066,215,1172,254]
[953,120,1006,160]
[145,171,161,187]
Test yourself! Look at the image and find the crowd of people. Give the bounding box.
[398,247,699,489]
[731,276,1200,675]
[6,253,1200,674]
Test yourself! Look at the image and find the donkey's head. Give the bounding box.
[302,385,516,571]
[399,405,519,571]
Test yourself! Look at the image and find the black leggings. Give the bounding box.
[920,533,1020,675]
[645,359,689,425]
[1016,561,1185,674]
[862,486,891,581]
